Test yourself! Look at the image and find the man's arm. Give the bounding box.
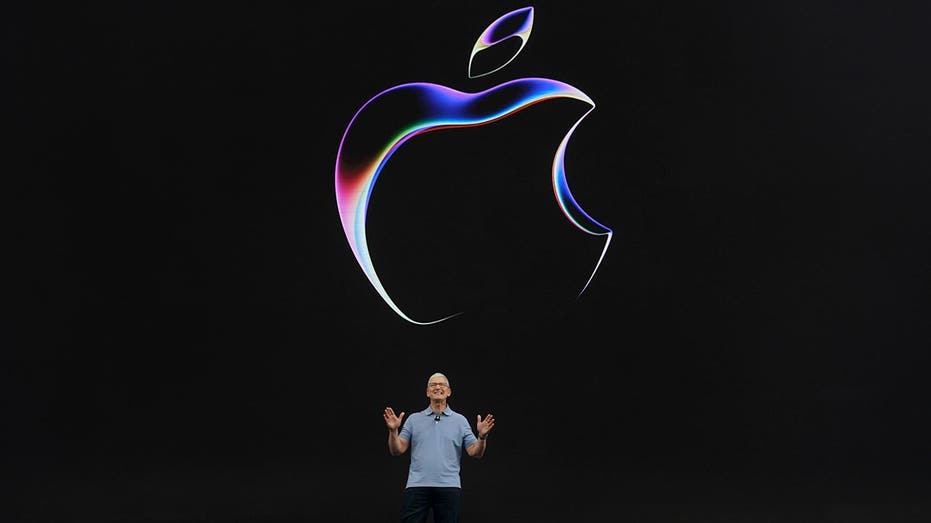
[384,407,409,455]
[466,413,494,458]
[466,434,486,458]
[388,429,409,456]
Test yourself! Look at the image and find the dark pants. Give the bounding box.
[400,487,462,523]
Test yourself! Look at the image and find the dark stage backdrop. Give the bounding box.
[7,1,931,522]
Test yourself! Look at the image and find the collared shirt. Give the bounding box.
[398,405,478,488]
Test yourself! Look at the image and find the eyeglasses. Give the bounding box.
[428,382,449,389]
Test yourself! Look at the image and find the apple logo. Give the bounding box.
[335,6,612,325]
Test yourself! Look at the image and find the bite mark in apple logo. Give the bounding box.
[335,6,612,325]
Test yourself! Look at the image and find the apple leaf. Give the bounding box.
[468,6,534,79]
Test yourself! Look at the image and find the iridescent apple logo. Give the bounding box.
[335,6,612,325]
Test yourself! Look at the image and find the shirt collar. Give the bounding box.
[422,406,452,417]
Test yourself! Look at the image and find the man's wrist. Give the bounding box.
[478,434,487,440]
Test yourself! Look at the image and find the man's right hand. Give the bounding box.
[383,406,405,431]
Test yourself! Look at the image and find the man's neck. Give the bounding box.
[430,399,447,413]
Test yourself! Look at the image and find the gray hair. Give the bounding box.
[427,372,450,387]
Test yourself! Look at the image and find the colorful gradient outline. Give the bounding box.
[335,6,613,325]
[468,6,534,78]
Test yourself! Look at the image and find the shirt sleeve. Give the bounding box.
[399,415,412,441]
[462,416,477,448]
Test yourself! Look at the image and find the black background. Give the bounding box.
[6,1,931,521]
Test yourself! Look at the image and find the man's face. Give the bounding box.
[426,377,451,401]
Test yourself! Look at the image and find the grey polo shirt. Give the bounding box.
[399,405,478,488]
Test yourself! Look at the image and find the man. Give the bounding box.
[383,372,495,523]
